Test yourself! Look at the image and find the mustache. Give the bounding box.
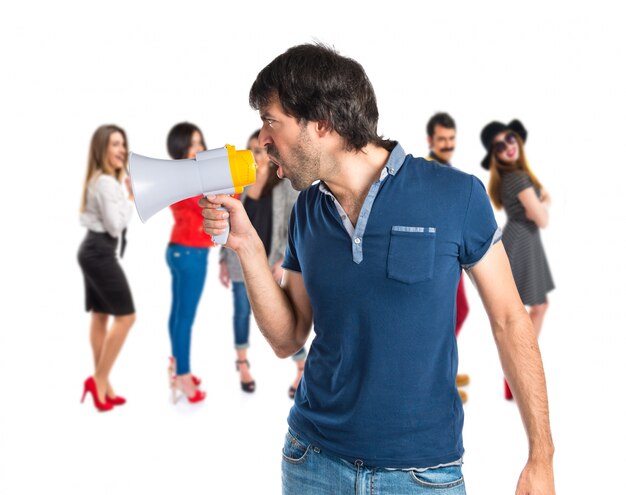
[266,145,280,160]
[440,147,455,153]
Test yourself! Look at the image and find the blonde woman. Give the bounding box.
[480,119,555,400]
[78,125,136,412]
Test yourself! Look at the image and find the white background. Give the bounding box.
[1,0,625,493]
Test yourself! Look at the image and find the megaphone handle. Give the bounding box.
[211,207,229,245]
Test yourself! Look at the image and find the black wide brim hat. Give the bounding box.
[480,119,527,170]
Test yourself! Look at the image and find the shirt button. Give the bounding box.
[390,167,395,174]
[354,238,361,244]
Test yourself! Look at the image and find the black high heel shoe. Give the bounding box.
[236,359,256,393]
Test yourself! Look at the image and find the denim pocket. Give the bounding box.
[282,428,311,464]
[409,465,465,491]
[387,226,436,284]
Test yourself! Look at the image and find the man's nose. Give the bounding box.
[258,127,272,147]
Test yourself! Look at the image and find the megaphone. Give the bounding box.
[128,144,256,245]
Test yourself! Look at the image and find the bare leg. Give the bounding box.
[175,374,198,397]
[236,348,254,384]
[289,358,306,399]
[89,312,108,400]
[292,360,305,390]
[93,314,135,401]
[529,300,549,338]
[89,312,109,370]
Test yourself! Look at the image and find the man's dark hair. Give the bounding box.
[426,112,456,138]
[249,43,389,151]
[167,122,206,160]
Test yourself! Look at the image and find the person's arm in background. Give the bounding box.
[467,242,555,495]
[201,194,312,358]
[219,246,231,288]
[269,180,299,284]
[518,187,549,228]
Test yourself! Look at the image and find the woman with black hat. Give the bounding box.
[480,120,555,400]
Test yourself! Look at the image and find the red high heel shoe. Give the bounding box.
[106,395,126,406]
[185,389,206,403]
[170,374,206,404]
[81,377,113,412]
[168,357,201,386]
[504,378,513,400]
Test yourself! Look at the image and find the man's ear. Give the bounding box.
[314,119,332,137]
[427,135,433,149]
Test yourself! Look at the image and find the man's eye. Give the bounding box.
[267,120,275,128]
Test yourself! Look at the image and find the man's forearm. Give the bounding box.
[235,233,303,358]
[495,313,555,459]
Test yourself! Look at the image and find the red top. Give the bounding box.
[169,196,214,248]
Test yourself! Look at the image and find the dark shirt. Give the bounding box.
[284,143,499,467]
[243,193,273,256]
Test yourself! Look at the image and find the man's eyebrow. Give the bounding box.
[260,111,275,120]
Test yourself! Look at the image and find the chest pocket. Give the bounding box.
[387,226,436,284]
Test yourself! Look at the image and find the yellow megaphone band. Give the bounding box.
[226,144,256,193]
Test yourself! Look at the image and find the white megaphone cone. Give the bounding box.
[129,144,256,244]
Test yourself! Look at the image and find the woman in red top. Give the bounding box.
[165,122,212,404]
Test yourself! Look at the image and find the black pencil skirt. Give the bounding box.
[77,230,135,315]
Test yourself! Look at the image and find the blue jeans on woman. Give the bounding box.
[166,244,209,375]
[282,428,465,495]
[231,282,306,360]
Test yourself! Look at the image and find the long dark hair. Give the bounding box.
[249,43,390,152]
[167,122,206,159]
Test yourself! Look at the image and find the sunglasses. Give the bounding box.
[493,132,517,154]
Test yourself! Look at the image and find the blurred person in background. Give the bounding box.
[78,124,136,412]
[425,112,470,402]
[165,122,211,404]
[219,129,306,396]
[480,119,555,400]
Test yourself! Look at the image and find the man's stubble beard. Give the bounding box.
[285,128,322,191]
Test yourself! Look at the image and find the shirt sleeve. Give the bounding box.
[459,176,500,269]
[282,194,302,273]
[95,175,133,238]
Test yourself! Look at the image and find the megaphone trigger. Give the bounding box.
[211,206,230,245]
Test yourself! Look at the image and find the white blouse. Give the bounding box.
[80,174,133,239]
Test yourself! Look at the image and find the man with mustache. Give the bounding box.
[425,112,470,402]
[201,44,554,495]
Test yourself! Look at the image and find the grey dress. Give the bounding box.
[500,171,555,306]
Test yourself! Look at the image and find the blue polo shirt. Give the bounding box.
[283,143,500,468]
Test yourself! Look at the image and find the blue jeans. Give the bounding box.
[231,282,307,362]
[232,282,251,348]
[166,244,209,375]
[282,428,465,495]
